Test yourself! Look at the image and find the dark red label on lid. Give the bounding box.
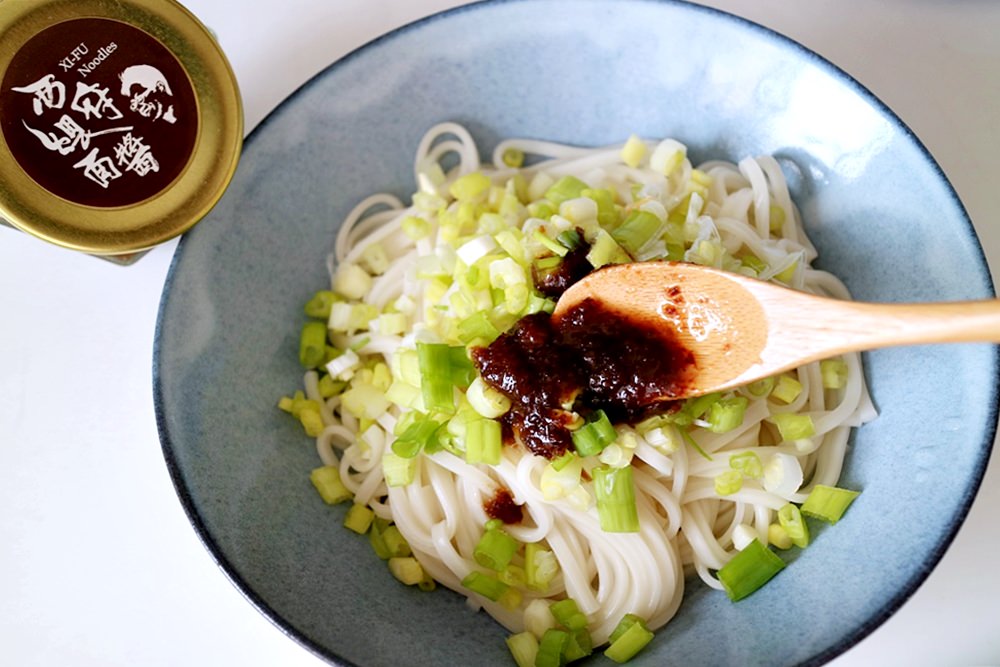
[1,18,198,208]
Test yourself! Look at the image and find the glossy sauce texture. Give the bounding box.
[472,297,696,459]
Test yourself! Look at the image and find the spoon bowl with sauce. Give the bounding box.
[552,261,1000,400]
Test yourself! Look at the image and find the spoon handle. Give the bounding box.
[765,293,1000,360]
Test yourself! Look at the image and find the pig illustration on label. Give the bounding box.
[119,64,177,124]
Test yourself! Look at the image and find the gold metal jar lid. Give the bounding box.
[0,0,242,260]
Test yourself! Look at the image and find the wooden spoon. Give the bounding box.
[552,261,1000,399]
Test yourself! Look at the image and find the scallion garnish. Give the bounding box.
[604,614,654,663]
[549,598,588,632]
[535,628,570,667]
[298,320,328,368]
[611,209,663,256]
[416,342,456,412]
[461,570,509,601]
[309,466,351,505]
[717,538,785,601]
[465,417,502,465]
[801,485,860,523]
[474,525,518,571]
[777,503,810,548]
[505,632,538,667]
[592,465,640,533]
[571,409,617,457]
[706,396,749,433]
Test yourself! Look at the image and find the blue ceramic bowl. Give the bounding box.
[154,1,997,665]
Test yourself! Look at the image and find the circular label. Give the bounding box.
[0,18,198,208]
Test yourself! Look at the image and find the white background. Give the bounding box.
[2,1,999,665]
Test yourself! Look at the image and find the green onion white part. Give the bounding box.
[279,121,877,659]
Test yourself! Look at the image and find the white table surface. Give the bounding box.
[2,1,998,665]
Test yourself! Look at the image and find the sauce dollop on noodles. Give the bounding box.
[472,297,696,459]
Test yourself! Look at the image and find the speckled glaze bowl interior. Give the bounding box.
[154,1,997,665]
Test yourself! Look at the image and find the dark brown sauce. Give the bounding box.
[484,487,523,524]
[471,295,696,459]
[533,243,594,298]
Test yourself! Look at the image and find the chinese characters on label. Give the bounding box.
[10,44,176,190]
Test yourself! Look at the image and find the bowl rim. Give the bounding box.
[153,1,999,665]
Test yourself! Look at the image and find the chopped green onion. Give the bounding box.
[611,209,662,256]
[360,243,390,275]
[502,148,525,168]
[457,311,500,344]
[770,413,816,441]
[465,417,502,465]
[474,526,518,571]
[449,346,476,386]
[571,409,617,457]
[525,542,559,591]
[368,518,392,559]
[608,614,645,644]
[304,290,337,319]
[391,413,442,458]
[729,451,763,478]
[533,230,570,257]
[317,374,346,398]
[592,465,640,533]
[745,376,775,397]
[380,524,412,558]
[562,627,593,662]
[821,359,849,389]
[777,503,810,548]
[714,469,743,496]
[768,204,787,233]
[620,134,647,168]
[461,570,509,601]
[604,615,654,663]
[717,538,785,601]
[505,632,538,667]
[309,466,352,505]
[340,380,390,420]
[527,199,556,220]
[559,197,598,224]
[417,342,456,412]
[586,229,632,268]
[771,374,803,404]
[449,172,492,201]
[535,629,570,667]
[740,254,768,276]
[549,598,588,632]
[544,175,589,206]
[466,377,511,419]
[650,138,686,175]
[550,451,577,472]
[767,523,793,550]
[762,452,804,496]
[684,391,722,420]
[582,188,619,227]
[706,396,748,433]
[801,485,860,523]
[382,452,417,487]
[296,401,324,437]
[388,557,424,586]
[332,262,373,300]
[376,312,408,336]
[343,503,375,534]
[298,321,328,368]
[402,215,430,239]
[556,228,583,251]
[499,563,526,588]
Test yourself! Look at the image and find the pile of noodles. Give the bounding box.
[294,122,875,645]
